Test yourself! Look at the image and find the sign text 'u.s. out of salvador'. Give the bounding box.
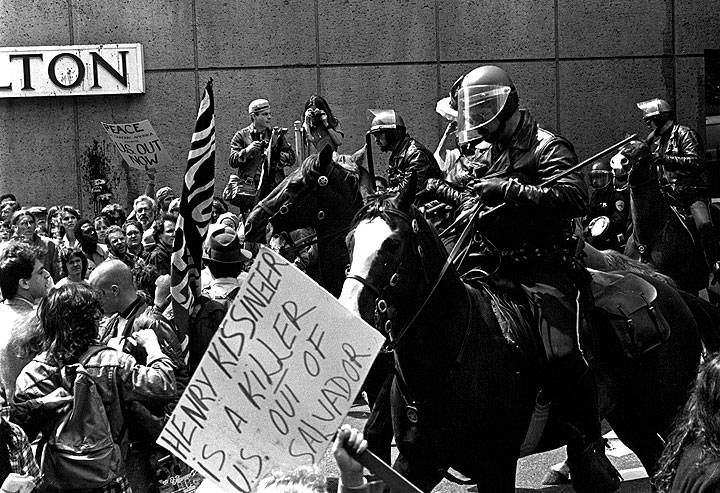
[157,247,386,493]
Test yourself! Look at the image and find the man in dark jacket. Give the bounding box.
[637,97,719,277]
[228,98,296,211]
[89,260,188,493]
[425,65,619,493]
[368,109,442,192]
[584,160,631,252]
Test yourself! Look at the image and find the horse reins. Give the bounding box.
[345,202,476,426]
[346,203,477,352]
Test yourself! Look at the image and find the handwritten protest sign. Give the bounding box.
[101,119,171,171]
[158,247,386,493]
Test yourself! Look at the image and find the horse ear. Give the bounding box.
[396,171,417,211]
[351,146,366,167]
[317,145,333,173]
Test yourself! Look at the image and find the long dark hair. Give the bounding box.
[60,248,88,279]
[304,94,339,129]
[39,284,103,366]
[653,353,720,491]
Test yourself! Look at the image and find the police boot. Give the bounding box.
[546,355,621,493]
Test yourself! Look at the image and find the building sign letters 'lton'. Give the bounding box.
[0,44,144,98]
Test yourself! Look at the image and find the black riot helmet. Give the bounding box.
[456,65,520,145]
[589,160,613,190]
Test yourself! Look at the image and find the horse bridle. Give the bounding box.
[345,204,432,353]
[345,203,474,428]
[257,162,360,249]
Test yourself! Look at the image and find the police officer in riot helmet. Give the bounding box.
[585,160,630,252]
[637,98,720,278]
[368,110,441,193]
[424,65,620,493]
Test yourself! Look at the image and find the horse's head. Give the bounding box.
[340,173,447,332]
[244,145,365,243]
[610,139,653,187]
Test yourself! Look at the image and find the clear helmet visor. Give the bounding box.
[636,98,671,119]
[457,84,511,145]
[589,170,613,189]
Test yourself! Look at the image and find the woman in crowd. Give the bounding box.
[653,353,720,492]
[123,220,145,259]
[55,249,88,289]
[146,214,175,276]
[58,206,80,250]
[13,283,177,493]
[10,210,59,282]
[302,94,344,154]
[94,215,111,245]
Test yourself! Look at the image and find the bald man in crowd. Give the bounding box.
[89,260,188,493]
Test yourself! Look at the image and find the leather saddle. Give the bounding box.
[589,269,670,358]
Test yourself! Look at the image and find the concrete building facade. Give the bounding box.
[1,0,719,212]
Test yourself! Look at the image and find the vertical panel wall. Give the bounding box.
[0,0,718,211]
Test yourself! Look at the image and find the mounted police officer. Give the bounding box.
[637,98,720,278]
[585,159,631,252]
[367,110,442,192]
[423,65,620,493]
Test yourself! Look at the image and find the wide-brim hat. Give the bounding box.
[203,226,252,264]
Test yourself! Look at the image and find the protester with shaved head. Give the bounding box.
[89,260,188,493]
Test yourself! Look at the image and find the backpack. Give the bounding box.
[41,346,123,489]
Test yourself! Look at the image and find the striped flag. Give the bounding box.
[171,79,215,335]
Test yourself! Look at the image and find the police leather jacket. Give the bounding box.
[387,135,442,190]
[648,123,706,193]
[432,110,587,251]
[229,124,296,189]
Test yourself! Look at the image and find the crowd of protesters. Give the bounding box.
[0,92,354,493]
[0,179,259,492]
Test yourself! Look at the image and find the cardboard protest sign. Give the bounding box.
[101,119,171,171]
[157,247,386,493]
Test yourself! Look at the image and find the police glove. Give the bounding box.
[421,178,467,207]
[472,177,512,206]
[650,152,667,168]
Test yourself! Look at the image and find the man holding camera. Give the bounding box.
[228,98,296,211]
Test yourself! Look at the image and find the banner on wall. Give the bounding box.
[101,119,171,172]
[157,247,386,493]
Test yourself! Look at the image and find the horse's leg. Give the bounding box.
[606,406,665,477]
[678,289,720,353]
[391,453,444,493]
[363,370,394,464]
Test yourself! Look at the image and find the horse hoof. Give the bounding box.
[541,469,570,485]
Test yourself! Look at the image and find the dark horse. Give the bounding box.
[619,140,709,293]
[244,145,374,297]
[339,177,702,492]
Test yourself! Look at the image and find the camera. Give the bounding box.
[309,108,325,128]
